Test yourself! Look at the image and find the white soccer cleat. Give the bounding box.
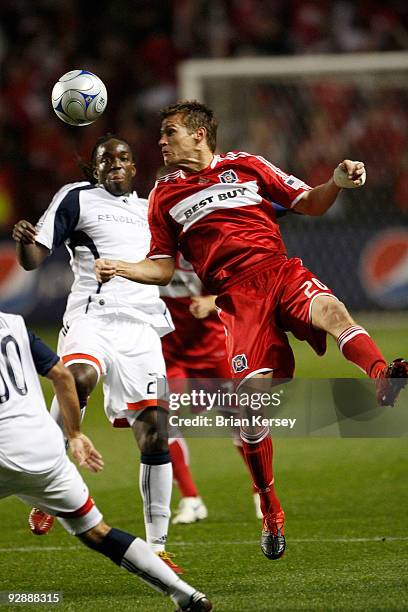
[172,497,208,525]
[253,493,263,519]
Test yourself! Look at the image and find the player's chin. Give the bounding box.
[106,180,129,196]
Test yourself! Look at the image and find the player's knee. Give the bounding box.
[78,520,111,549]
[138,428,168,454]
[69,364,98,400]
[133,407,169,453]
[312,297,353,332]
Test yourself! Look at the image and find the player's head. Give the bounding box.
[79,134,136,196]
[159,101,217,167]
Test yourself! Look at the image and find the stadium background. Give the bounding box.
[0,2,407,611]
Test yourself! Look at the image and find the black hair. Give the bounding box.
[77,133,130,183]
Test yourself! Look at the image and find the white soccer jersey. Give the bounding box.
[0,312,65,473]
[159,252,204,299]
[35,182,173,336]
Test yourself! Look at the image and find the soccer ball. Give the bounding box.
[51,70,107,126]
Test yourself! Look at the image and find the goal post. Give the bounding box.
[177,52,408,312]
[179,51,408,100]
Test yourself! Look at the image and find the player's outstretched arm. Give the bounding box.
[12,220,50,270]
[46,360,104,473]
[294,160,366,216]
[95,256,175,286]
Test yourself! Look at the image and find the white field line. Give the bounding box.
[1,536,408,553]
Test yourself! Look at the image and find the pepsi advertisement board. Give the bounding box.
[1,227,407,325]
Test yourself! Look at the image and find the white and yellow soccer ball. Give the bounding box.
[51,70,107,126]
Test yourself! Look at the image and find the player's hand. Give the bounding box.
[12,220,37,244]
[333,160,366,188]
[95,258,118,283]
[189,295,217,319]
[69,433,104,473]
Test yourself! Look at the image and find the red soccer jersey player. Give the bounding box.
[95,102,408,561]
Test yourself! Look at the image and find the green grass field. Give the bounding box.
[0,324,407,611]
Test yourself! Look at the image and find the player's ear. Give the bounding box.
[93,167,99,180]
[131,163,136,178]
[195,126,207,144]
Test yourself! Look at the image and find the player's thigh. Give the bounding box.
[58,316,110,379]
[103,321,166,426]
[278,260,337,356]
[16,457,102,535]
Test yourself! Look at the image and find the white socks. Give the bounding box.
[139,461,172,552]
[121,537,195,606]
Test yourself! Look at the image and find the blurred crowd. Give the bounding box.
[0,0,407,232]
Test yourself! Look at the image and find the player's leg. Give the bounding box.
[50,363,98,434]
[238,371,286,560]
[312,296,408,405]
[216,351,264,519]
[106,320,178,570]
[231,432,262,519]
[78,521,211,611]
[279,259,408,406]
[19,459,211,610]
[217,282,289,560]
[169,429,208,525]
[49,319,105,435]
[132,406,174,557]
[166,361,207,525]
[310,294,387,377]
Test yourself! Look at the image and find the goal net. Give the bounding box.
[178,52,408,312]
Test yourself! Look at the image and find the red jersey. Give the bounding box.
[160,252,227,368]
[148,152,311,293]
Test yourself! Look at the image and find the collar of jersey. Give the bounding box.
[97,183,135,198]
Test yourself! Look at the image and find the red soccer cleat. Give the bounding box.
[28,508,55,535]
[261,510,286,560]
[376,358,408,407]
[157,550,184,574]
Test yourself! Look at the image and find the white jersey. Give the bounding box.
[159,252,204,299]
[35,182,173,336]
[0,312,65,473]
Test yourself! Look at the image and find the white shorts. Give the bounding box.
[58,315,167,427]
[0,455,102,536]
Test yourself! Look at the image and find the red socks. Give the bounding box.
[337,326,386,377]
[168,438,199,498]
[240,430,282,516]
[234,442,258,493]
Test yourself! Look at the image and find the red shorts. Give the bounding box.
[166,359,231,380]
[166,355,231,402]
[216,258,336,380]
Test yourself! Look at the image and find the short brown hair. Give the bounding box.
[160,100,218,152]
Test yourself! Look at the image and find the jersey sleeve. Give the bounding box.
[35,184,83,251]
[251,155,312,209]
[28,331,59,376]
[147,186,178,259]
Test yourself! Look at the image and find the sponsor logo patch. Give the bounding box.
[218,169,238,184]
[284,175,305,189]
[232,353,248,373]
